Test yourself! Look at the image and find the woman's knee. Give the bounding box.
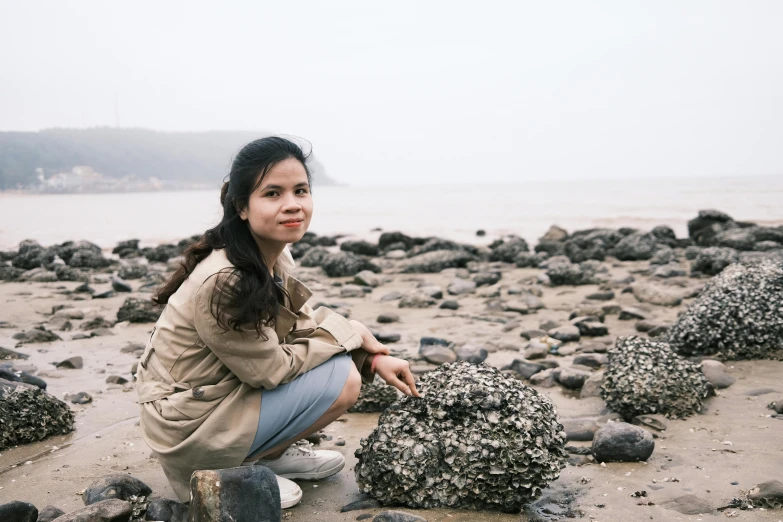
[336,364,362,409]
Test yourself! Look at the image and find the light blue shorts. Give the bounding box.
[246,353,352,458]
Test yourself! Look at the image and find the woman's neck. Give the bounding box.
[255,239,286,276]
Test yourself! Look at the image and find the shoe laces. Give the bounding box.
[286,441,315,458]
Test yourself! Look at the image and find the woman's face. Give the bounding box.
[239,157,313,248]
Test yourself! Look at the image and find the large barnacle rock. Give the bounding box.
[601,336,710,421]
[355,362,568,512]
[0,379,75,450]
[667,260,783,360]
[349,378,401,413]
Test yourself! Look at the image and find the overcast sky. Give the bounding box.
[1,1,782,185]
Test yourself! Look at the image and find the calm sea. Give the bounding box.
[1,175,782,251]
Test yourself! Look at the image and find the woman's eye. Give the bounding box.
[296,188,310,195]
[265,191,279,197]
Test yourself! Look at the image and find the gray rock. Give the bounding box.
[56,356,84,369]
[380,291,403,302]
[0,347,28,360]
[579,371,604,398]
[529,368,557,387]
[667,261,783,360]
[13,327,61,345]
[748,480,783,509]
[592,422,654,462]
[372,511,427,522]
[561,418,599,441]
[618,306,648,320]
[473,272,501,287]
[189,466,280,522]
[505,359,546,379]
[631,414,668,433]
[660,494,714,515]
[652,264,687,278]
[454,344,488,364]
[322,252,381,278]
[700,360,736,389]
[37,505,65,522]
[341,284,366,298]
[83,474,152,505]
[540,225,569,242]
[612,232,659,261]
[46,500,131,522]
[546,261,600,286]
[447,278,476,295]
[0,501,37,522]
[65,392,92,404]
[489,237,530,262]
[554,367,592,390]
[547,325,581,343]
[438,300,459,310]
[110,276,132,293]
[354,270,382,287]
[520,329,546,340]
[573,354,607,369]
[340,496,383,512]
[420,345,457,365]
[398,291,436,309]
[341,240,379,257]
[118,261,148,280]
[631,283,682,307]
[586,290,614,301]
[572,319,608,337]
[106,375,129,385]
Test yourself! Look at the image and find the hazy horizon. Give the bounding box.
[2,1,782,186]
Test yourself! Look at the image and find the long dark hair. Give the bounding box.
[153,137,312,337]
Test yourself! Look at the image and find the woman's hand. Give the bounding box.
[349,320,390,356]
[374,355,421,397]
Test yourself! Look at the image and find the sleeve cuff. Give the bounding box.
[315,309,363,351]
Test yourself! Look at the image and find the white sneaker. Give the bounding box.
[277,474,303,509]
[258,442,345,480]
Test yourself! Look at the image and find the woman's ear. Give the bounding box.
[236,203,248,220]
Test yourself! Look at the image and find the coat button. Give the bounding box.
[192,386,204,399]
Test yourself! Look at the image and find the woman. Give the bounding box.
[136,137,419,508]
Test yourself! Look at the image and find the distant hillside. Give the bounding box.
[0,128,336,190]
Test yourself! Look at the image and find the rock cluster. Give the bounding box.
[667,260,783,360]
[601,336,710,421]
[348,378,401,413]
[355,361,567,512]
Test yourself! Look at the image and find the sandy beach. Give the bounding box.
[1,224,782,522]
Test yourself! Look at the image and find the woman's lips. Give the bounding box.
[281,220,303,228]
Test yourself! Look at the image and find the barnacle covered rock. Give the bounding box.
[0,379,75,450]
[601,336,710,421]
[349,378,401,413]
[355,361,567,512]
[667,260,783,360]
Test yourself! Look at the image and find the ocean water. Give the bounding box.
[1,175,782,251]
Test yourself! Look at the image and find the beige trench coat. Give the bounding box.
[136,248,372,501]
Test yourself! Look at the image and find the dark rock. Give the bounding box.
[399,250,476,273]
[117,298,161,323]
[418,285,443,299]
[0,382,75,450]
[68,247,111,269]
[378,232,416,252]
[446,278,476,295]
[688,209,736,245]
[612,232,659,261]
[74,282,95,294]
[660,494,714,515]
[398,291,436,309]
[420,345,456,365]
[142,244,179,263]
[573,354,607,369]
[56,356,84,369]
[519,329,546,340]
[691,246,739,275]
[540,225,569,242]
[546,261,600,286]
[572,319,608,337]
[81,317,114,330]
[0,265,25,281]
[50,499,131,522]
[340,495,383,512]
[505,359,545,379]
[438,300,459,310]
[372,512,427,522]
[631,414,668,432]
[37,505,66,522]
[489,236,529,262]
[54,264,88,282]
[592,422,654,462]
[354,270,382,287]
[473,272,501,287]
[65,391,93,404]
[12,241,55,270]
[0,366,47,389]
[514,252,549,268]
[618,307,647,321]
[0,346,29,360]
[106,375,129,385]
[579,371,604,398]
[144,499,188,522]
[111,276,133,293]
[189,466,280,522]
[14,327,61,345]
[408,238,477,258]
[341,240,379,257]
[601,336,710,420]
[529,368,557,387]
[377,313,400,323]
[0,501,37,522]
[113,239,141,258]
[83,474,152,505]
[668,260,783,360]
[322,252,381,278]
[631,283,682,307]
[652,264,687,278]
[586,290,614,301]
